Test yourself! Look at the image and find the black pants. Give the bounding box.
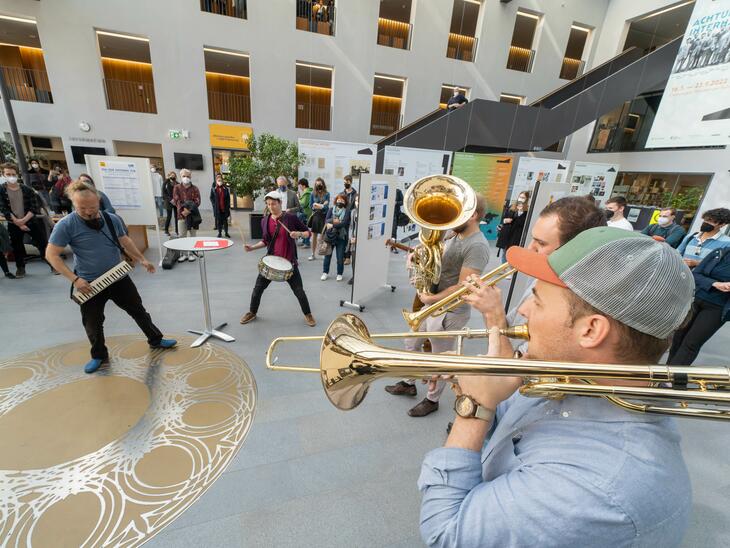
[0,252,9,274]
[249,265,311,315]
[215,212,229,235]
[165,204,178,234]
[667,299,725,365]
[7,219,48,269]
[79,275,163,359]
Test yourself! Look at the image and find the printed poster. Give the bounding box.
[298,139,376,195]
[567,162,620,207]
[98,161,141,209]
[510,157,571,202]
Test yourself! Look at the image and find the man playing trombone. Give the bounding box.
[418,227,694,547]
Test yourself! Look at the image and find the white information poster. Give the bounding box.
[509,157,571,202]
[383,146,452,242]
[98,161,142,209]
[349,174,397,309]
[298,139,376,196]
[646,0,730,148]
[567,161,620,206]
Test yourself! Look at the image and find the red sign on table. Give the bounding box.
[193,239,229,249]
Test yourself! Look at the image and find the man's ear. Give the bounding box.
[575,314,612,350]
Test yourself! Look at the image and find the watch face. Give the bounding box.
[455,396,475,417]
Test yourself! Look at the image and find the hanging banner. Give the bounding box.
[383,146,452,241]
[567,161,620,207]
[451,153,514,240]
[298,139,376,196]
[646,0,730,148]
[509,157,571,202]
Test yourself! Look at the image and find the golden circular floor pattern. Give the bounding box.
[0,335,257,547]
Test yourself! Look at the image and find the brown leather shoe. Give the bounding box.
[304,314,316,327]
[385,381,417,396]
[408,398,439,417]
[240,312,256,324]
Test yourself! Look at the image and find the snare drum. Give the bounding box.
[258,255,293,282]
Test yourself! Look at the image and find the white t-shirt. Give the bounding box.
[277,188,288,210]
[608,217,634,231]
[151,172,163,197]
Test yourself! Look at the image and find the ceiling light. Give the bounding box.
[0,42,42,50]
[96,30,149,42]
[637,1,694,21]
[501,93,524,100]
[517,11,540,20]
[204,47,249,58]
[375,74,406,82]
[296,62,333,71]
[0,15,36,24]
[571,25,590,32]
[463,0,482,5]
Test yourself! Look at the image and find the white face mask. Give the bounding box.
[4,176,18,185]
[151,167,157,173]
[182,177,191,185]
[657,216,672,226]
[31,163,39,169]
[517,197,526,204]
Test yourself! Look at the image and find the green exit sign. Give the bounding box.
[169,130,182,140]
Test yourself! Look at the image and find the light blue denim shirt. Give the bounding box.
[418,391,691,547]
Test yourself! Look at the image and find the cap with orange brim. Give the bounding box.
[505,246,566,288]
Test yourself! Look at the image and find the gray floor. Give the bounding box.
[2,213,729,547]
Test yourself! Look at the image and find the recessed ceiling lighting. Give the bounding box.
[96,30,149,42]
[203,47,249,58]
[0,15,36,24]
[517,11,540,20]
[296,62,333,71]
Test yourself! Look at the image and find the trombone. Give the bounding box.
[402,262,516,330]
[267,313,730,419]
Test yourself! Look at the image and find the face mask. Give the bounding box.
[700,222,716,233]
[605,209,615,220]
[657,216,672,226]
[151,167,157,173]
[182,177,191,185]
[216,180,223,186]
[344,182,351,188]
[316,185,323,190]
[83,217,102,230]
[517,198,526,204]
[336,202,345,208]
[4,176,18,185]
[31,163,39,169]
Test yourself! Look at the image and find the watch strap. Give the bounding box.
[474,405,494,422]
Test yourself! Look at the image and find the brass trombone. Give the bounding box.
[402,262,516,330]
[267,314,730,419]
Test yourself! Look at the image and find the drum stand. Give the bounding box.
[189,251,235,348]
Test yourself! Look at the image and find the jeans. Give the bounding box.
[667,299,725,365]
[165,204,178,234]
[322,237,347,275]
[249,265,311,315]
[297,212,310,245]
[154,196,165,218]
[79,276,163,359]
[7,219,48,269]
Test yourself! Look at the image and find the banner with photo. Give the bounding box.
[646,0,730,148]
[509,157,571,203]
[567,161,620,206]
[451,153,514,240]
[298,139,376,195]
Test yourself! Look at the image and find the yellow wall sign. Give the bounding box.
[650,209,661,225]
[209,124,252,150]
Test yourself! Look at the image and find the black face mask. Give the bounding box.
[700,222,716,233]
[605,209,615,220]
[344,182,351,188]
[84,217,103,230]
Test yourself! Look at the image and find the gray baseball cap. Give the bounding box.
[506,226,695,338]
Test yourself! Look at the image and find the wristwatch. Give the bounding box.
[454,395,494,422]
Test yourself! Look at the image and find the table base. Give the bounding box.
[187,323,235,348]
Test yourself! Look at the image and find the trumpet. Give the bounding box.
[267,314,730,419]
[402,262,516,330]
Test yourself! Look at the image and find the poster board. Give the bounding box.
[646,0,730,148]
[298,139,376,196]
[567,161,620,207]
[383,145,452,242]
[451,153,514,240]
[509,157,571,202]
[348,174,397,309]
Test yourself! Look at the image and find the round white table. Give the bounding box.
[163,237,235,348]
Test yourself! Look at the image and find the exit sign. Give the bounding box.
[169,130,182,140]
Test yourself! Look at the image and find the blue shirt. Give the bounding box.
[49,212,127,281]
[641,222,686,248]
[677,231,730,261]
[418,391,691,547]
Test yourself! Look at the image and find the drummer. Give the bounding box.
[241,191,317,327]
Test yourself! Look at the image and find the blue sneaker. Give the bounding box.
[84,358,105,374]
[150,338,177,349]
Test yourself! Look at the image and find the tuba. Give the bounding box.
[403,175,477,293]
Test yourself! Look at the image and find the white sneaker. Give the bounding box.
[308,255,315,261]
[336,275,343,282]
[177,255,186,263]
[320,273,328,281]
[188,254,196,262]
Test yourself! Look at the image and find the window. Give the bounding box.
[200,0,247,19]
[296,62,333,131]
[0,15,53,104]
[296,0,336,36]
[560,24,591,80]
[377,0,413,50]
[370,74,406,136]
[440,84,470,109]
[507,10,540,72]
[204,47,251,123]
[623,1,693,54]
[97,30,156,114]
[446,0,481,62]
[499,93,524,105]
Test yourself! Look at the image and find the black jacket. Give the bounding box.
[209,184,231,217]
[496,208,527,250]
[0,183,43,221]
[182,201,202,230]
[694,247,730,322]
[162,178,176,205]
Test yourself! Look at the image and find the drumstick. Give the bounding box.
[276,219,293,236]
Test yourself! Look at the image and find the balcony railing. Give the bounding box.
[208,90,251,123]
[377,18,412,50]
[446,33,477,62]
[200,0,247,19]
[296,102,331,131]
[0,66,53,103]
[370,111,402,136]
[296,1,336,36]
[103,78,157,114]
[559,57,585,80]
[506,46,536,72]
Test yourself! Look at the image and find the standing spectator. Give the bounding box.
[27,159,50,207]
[642,207,686,248]
[0,221,15,278]
[150,165,165,219]
[447,88,468,110]
[390,187,404,254]
[496,191,530,263]
[668,246,730,365]
[677,207,730,268]
[172,169,201,260]
[163,171,178,236]
[308,177,330,260]
[342,175,357,210]
[78,174,116,214]
[210,173,231,238]
[275,175,302,215]
[52,168,73,214]
[47,166,61,213]
[605,196,634,231]
[321,194,351,282]
[297,178,312,247]
[0,162,52,278]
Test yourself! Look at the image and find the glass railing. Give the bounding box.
[207,90,251,123]
[1,66,53,104]
[296,1,336,36]
[370,111,402,136]
[296,102,331,131]
[103,78,157,114]
[377,18,412,50]
[200,0,247,19]
[559,57,585,80]
[446,33,477,62]
[506,46,535,73]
